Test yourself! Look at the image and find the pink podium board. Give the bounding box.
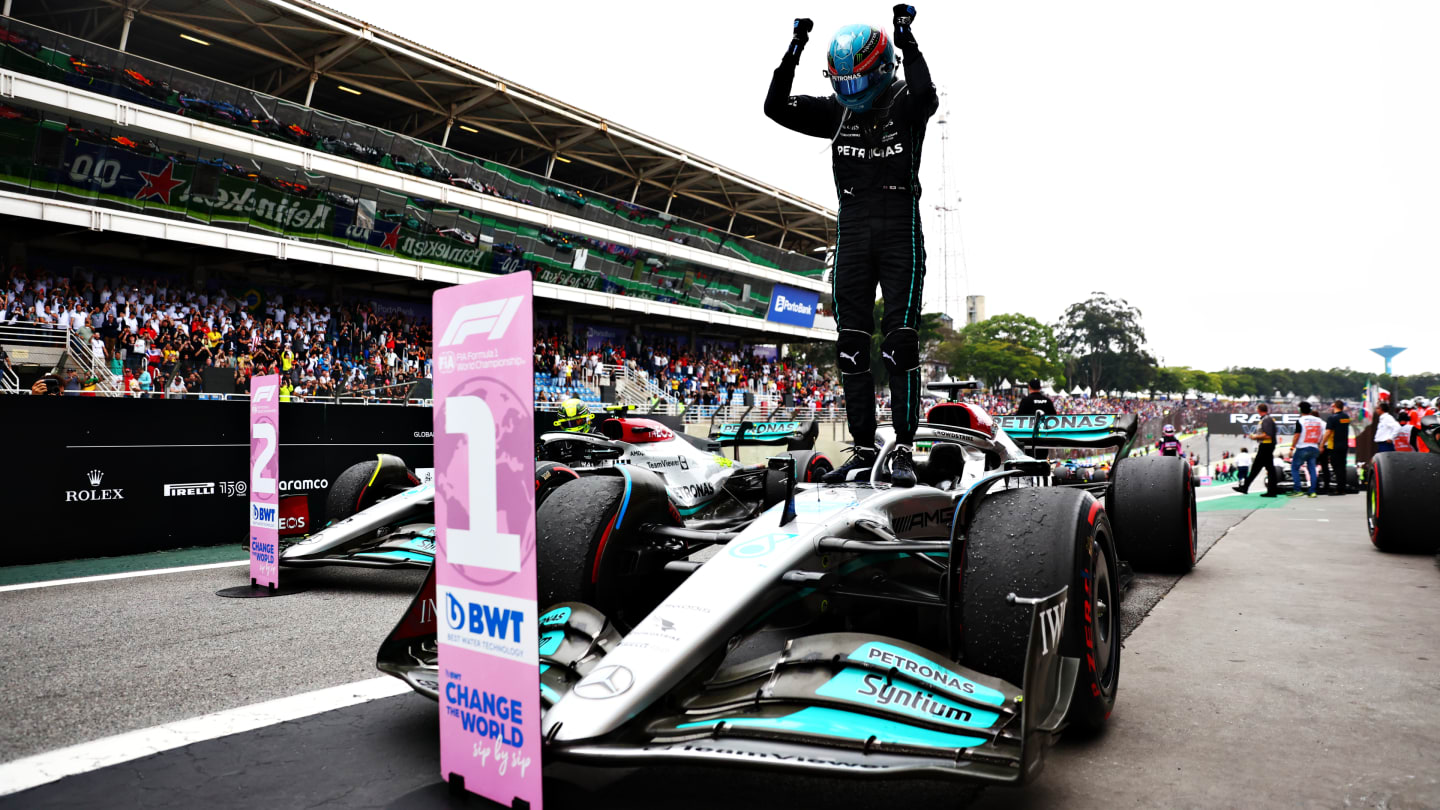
[432,274,541,808]
[248,374,280,589]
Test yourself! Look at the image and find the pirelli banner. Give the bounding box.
[1,396,433,565]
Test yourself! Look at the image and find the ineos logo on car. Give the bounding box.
[574,665,634,699]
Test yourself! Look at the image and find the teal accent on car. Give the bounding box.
[714,421,802,443]
[994,414,1119,443]
[355,549,431,562]
[539,607,571,626]
[676,707,987,749]
[539,631,564,656]
[847,642,1007,706]
[815,668,1001,729]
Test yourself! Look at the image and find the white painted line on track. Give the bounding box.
[1196,491,1244,503]
[0,676,410,796]
[0,561,248,593]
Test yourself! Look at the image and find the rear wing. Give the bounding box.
[707,405,818,456]
[994,413,1138,453]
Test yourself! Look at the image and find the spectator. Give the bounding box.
[1016,379,1057,416]
[1288,401,1325,498]
[1235,448,1250,484]
[1234,403,1279,497]
[1373,401,1402,454]
[138,367,153,398]
[1320,400,1352,495]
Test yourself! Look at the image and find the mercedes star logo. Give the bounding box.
[574,665,634,699]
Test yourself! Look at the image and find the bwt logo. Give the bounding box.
[250,502,278,529]
[439,296,524,346]
[445,593,525,643]
[773,294,813,315]
[253,384,278,403]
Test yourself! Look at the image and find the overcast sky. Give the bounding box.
[337,0,1438,376]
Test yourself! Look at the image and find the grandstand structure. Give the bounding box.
[0,0,838,402]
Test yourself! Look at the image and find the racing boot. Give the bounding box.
[823,445,878,483]
[889,444,917,488]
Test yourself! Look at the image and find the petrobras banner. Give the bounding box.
[766,283,820,329]
[249,374,280,589]
[432,272,541,808]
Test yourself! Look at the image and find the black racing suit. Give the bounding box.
[765,38,938,446]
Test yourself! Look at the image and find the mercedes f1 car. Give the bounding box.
[376,398,1195,784]
[277,408,830,568]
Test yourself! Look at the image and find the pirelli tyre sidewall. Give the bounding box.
[1368,452,1440,553]
[779,449,834,484]
[534,460,581,510]
[326,453,415,524]
[960,487,1120,734]
[1106,454,1197,573]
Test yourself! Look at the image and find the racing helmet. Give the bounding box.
[1163,424,1176,436]
[825,24,896,112]
[553,397,593,433]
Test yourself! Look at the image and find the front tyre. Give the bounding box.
[960,488,1120,734]
[326,454,417,524]
[1368,453,1440,553]
[1107,454,1196,573]
[537,473,678,628]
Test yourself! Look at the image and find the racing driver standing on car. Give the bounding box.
[766,5,938,487]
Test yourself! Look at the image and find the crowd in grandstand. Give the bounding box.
[4,265,430,399]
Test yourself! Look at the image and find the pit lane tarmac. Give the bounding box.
[4,491,1437,807]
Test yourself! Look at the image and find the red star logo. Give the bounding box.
[135,163,184,205]
[380,227,399,250]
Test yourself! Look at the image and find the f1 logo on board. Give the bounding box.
[438,297,524,346]
[252,383,278,403]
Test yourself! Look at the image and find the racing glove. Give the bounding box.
[785,18,814,65]
[892,4,918,49]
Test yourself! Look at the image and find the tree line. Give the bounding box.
[927,292,1438,400]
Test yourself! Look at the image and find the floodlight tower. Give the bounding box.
[1370,345,1406,376]
[931,91,967,323]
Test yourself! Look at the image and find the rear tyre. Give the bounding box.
[1367,453,1440,553]
[960,488,1120,734]
[1107,455,1196,573]
[781,450,833,483]
[326,454,416,524]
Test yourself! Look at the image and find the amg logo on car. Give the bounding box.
[891,506,955,533]
[164,482,215,497]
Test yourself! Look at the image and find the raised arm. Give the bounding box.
[765,17,845,138]
[893,5,939,120]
